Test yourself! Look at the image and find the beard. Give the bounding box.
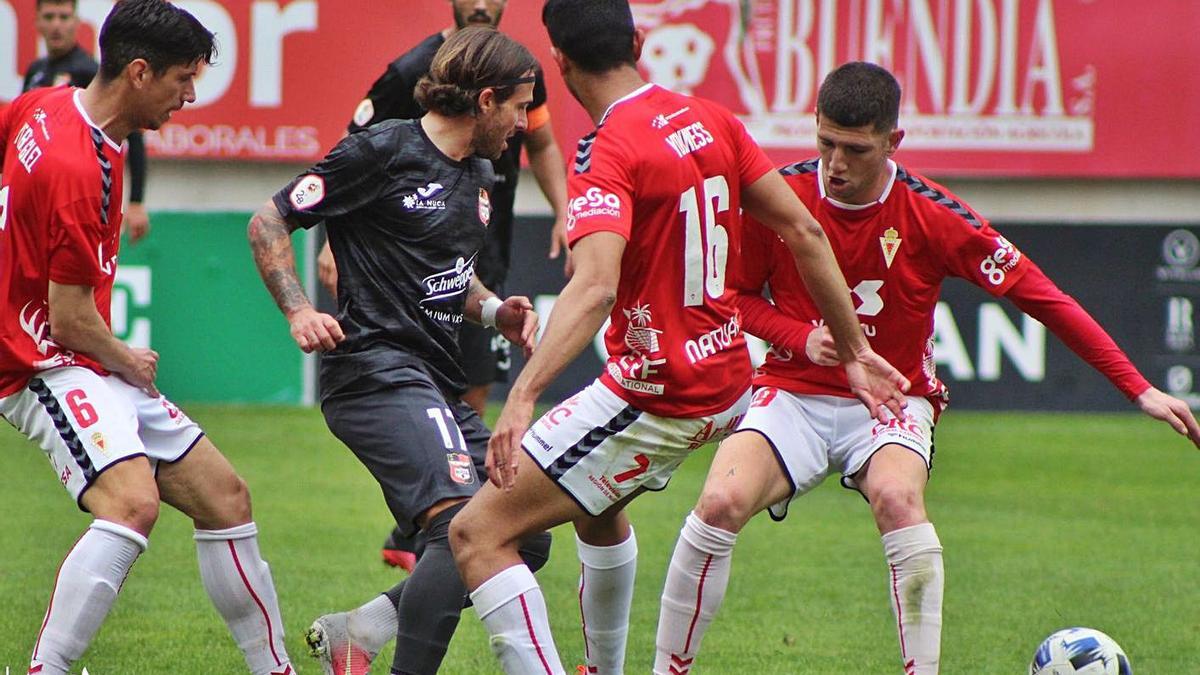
[454,8,502,29]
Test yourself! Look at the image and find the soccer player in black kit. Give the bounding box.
[248,27,552,675]
[330,0,570,575]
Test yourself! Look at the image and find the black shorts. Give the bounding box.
[321,365,489,537]
[457,321,511,387]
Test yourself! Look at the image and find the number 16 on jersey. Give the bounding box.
[680,176,730,307]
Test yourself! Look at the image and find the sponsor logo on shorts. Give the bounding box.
[587,473,622,502]
[872,418,926,446]
[527,428,553,453]
[447,452,474,485]
[685,415,743,450]
[540,394,582,430]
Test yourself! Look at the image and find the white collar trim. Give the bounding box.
[819,158,898,210]
[599,83,657,125]
[73,89,123,152]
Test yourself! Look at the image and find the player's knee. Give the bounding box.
[447,511,480,561]
[198,472,252,528]
[103,491,161,536]
[694,485,754,533]
[868,483,926,531]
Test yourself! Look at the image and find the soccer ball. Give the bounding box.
[1029,627,1132,674]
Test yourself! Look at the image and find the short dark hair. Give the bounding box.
[415,26,537,117]
[36,0,77,10]
[97,0,216,82]
[816,62,901,132]
[542,0,636,74]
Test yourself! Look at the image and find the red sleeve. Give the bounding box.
[732,216,815,353]
[0,102,11,166]
[49,197,109,287]
[565,130,635,247]
[1004,261,1151,401]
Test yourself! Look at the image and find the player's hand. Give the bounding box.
[487,396,535,490]
[120,346,160,398]
[548,216,575,278]
[287,306,344,353]
[317,240,338,299]
[495,296,539,358]
[805,325,840,366]
[1135,386,1200,448]
[843,347,910,422]
[123,203,151,244]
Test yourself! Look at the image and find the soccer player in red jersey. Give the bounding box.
[654,61,1200,675]
[0,3,293,673]
[449,4,909,673]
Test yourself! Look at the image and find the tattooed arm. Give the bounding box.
[248,200,345,353]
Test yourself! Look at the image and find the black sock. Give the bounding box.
[389,503,467,675]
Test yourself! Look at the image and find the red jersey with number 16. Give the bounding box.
[0,87,125,397]
[565,84,774,417]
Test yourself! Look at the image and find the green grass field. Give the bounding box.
[1,405,1197,674]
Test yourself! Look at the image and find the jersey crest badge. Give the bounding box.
[879,227,901,268]
[447,452,475,485]
[91,432,108,456]
[478,188,491,226]
[290,175,325,211]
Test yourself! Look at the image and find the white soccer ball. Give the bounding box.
[1029,627,1132,675]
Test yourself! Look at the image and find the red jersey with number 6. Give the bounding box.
[565,84,774,417]
[0,87,125,397]
[739,159,1029,411]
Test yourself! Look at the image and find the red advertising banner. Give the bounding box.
[2,1,1197,177]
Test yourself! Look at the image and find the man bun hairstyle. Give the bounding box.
[542,0,636,74]
[817,61,901,132]
[97,0,215,82]
[415,26,538,117]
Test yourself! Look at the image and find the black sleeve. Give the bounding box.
[532,68,548,109]
[126,132,147,203]
[347,62,424,133]
[272,131,389,229]
[21,61,40,92]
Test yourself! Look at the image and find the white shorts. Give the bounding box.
[738,388,936,520]
[0,367,204,508]
[523,380,752,516]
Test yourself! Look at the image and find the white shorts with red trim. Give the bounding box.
[523,379,752,516]
[0,366,203,506]
[738,388,935,520]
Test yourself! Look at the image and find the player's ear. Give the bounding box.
[476,87,497,115]
[126,58,151,89]
[632,28,646,61]
[887,128,905,155]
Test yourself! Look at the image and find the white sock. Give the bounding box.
[577,528,638,674]
[195,522,293,675]
[351,593,398,653]
[471,564,565,675]
[654,512,737,675]
[30,520,147,675]
[882,522,943,675]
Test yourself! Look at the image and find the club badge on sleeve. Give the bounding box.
[478,188,491,226]
[290,175,325,211]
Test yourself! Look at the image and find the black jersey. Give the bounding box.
[273,119,496,396]
[347,32,548,288]
[22,45,97,90]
